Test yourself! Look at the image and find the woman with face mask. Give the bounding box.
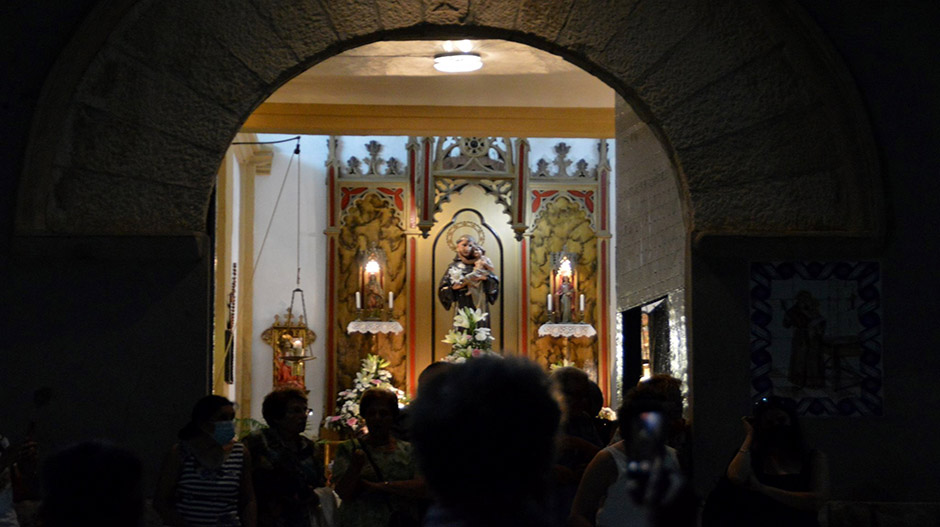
[154,395,257,526]
[704,396,829,527]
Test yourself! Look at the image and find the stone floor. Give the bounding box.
[15,499,940,526]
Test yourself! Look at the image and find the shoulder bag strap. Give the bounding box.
[355,439,386,482]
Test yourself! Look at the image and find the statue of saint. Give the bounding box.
[364,274,384,316]
[438,235,499,327]
[783,290,827,388]
[557,275,575,323]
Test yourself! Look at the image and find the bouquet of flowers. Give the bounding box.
[441,307,498,363]
[550,359,577,371]
[323,353,407,434]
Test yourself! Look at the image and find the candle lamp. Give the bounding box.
[357,243,392,321]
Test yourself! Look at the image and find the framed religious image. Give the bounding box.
[749,261,883,416]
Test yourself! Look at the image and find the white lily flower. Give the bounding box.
[442,330,461,344]
[454,311,470,328]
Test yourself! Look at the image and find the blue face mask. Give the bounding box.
[211,420,236,445]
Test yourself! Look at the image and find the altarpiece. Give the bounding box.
[323,136,613,407]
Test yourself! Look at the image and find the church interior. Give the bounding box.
[2,0,940,524]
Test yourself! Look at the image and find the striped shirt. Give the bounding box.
[176,442,245,526]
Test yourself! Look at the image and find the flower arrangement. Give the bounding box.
[549,359,577,371]
[441,307,498,363]
[323,353,407,434]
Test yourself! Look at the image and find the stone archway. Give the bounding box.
[17,0,881,241]
[9,0,886,495]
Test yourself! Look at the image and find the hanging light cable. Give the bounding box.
[296,139,302,287]
[234,135,315,363]
[237,136,302,280]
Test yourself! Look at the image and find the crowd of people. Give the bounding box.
[0,358,829,526]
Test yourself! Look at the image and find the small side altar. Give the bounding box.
[346,320,404,334]
[538,323,597,339]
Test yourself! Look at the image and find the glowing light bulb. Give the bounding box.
[433,52,483,73]
[365,259,380,275]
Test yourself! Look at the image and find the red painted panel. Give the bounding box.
[408,149,417,228]
[568,190,595,213]
[422,139,431,220]
[378,187,405,210]
[517,143,526,223]
[326,237,336,412]
[408,237,417,396]
[599,241,609,404]
[328,167,336,227]
[600,169,608,231]
[340,187,368,210]
[521,237,529,357]
[531,190,559,213]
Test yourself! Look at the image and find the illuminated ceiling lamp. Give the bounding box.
[434,39,483,73]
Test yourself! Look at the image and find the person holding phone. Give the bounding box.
[705,396,829,527]
[568,391,686,527]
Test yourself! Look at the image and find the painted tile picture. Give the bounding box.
[750,262,882,416]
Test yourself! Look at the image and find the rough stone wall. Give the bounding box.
[5,0,893,503]
[614,97,687,310]
[17,0,881,241]
[0,235,211,495]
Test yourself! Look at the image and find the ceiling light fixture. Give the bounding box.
[433,51,483,73]
[435,40,481,73]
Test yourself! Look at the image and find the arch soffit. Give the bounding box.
[17,0,881,239]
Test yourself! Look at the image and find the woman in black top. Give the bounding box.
[709,396,829,527]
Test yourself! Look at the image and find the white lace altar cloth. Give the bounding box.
[538,323,597,338]
[346,320,404,334]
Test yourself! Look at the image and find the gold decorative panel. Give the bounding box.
[336,193,407,392]
[529,197,598,373]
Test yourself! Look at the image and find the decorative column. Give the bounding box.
[511,139,529,241]
[230,134,272,418]
[406,137,421,395]
[515,139,531,356]
[595,140,612,404]
[416,136,434,238]
[324,136,342,413]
